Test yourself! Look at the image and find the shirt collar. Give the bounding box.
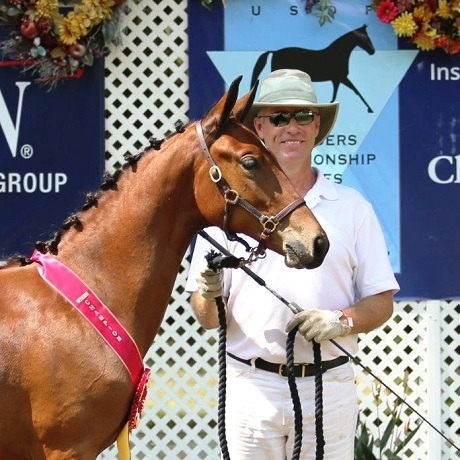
[305,168,338,209]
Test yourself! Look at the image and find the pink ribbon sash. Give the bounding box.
[31,250,144,386]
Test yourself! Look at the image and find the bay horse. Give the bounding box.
[0,76,329,459]
[251,25,375,113]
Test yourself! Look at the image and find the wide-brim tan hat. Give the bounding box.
[244,69,339,146]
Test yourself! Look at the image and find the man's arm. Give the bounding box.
[286,290,395,342]
[342,289,394,334]
[190,291,224,330]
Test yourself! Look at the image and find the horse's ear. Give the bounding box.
[201,76,242,136]
[232,80,259,123]
[220,75,243,124]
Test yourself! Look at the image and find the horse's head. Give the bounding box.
[194,76,329,269]
[355,24,375,55]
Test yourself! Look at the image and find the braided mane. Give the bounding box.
[1,121,187,267]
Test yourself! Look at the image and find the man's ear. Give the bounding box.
[253,116,264,139]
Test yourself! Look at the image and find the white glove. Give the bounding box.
[196,263,223,299]
[285,308,351,343]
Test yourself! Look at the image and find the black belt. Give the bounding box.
[227,352,349,378]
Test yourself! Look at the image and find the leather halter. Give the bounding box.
[195,121,305,261]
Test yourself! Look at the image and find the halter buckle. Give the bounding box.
[224,189,240,205]
[259,215,279,234]
[209,165,222,183]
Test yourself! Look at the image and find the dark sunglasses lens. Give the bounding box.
[269,113,290,127]
[268,111,315,126]
[294,111,315,125]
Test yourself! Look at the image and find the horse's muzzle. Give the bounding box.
[284,234,329,269]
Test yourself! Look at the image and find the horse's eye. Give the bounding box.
[241,156,259,170]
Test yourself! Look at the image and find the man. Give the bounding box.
[185,69,399,459]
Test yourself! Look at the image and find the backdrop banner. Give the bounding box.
[0,60,105,257]
[188,0,460,300]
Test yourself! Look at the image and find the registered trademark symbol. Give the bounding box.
[20,144,34,159]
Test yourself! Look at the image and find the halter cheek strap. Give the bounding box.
[195,122,305,259]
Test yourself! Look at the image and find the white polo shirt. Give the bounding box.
[186,170,399,363]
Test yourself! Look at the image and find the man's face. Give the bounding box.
[253,106,320,169]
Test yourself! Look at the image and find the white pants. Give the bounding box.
[223,357,358,460]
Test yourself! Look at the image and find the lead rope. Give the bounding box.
[198,229,460,454]
[286,327,303,460]
[312,341,325,459]
[206,251,314,460]
[215,294,231,460]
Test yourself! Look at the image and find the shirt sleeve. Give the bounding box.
[353,203,400,299]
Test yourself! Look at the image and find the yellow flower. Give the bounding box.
[58,14,88,45]
[420,20,437,38]
[58,21,79,45]
[392,12,418,37]
[35,0,59,19]
[412,33,436,51]
[86,0,114,20]
[84,7,100,22]
[413,6,432,22]
[437,0,453,19]
[452,0,460,13]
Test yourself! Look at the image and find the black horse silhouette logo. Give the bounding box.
[251,25,375,113]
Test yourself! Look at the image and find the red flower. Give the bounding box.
[376,0,399,24]
[447,40,460,55]
[434,36,450,48]
[426,0,437,13]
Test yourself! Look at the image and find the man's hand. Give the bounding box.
[285,308,352,342]
[196,263,223,299]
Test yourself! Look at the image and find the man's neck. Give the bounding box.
[286,166,317,197]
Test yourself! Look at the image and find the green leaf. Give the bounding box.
[67,56,79,68]
[50,47,66,58]
[82,52,94,66]
[201,0,214,10]
[355,441,378,460]
[7,7,21,16]
[380,418,396,449]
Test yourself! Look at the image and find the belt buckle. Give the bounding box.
[278,364,304,377]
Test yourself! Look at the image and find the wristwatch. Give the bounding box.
[334,309,354,327]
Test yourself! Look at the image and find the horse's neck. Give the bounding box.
[328,32,359,54]
[57,137,201,354]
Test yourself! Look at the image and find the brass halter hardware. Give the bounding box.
[195,121,305,261]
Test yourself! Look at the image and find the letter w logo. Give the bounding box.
[0,82,31,158]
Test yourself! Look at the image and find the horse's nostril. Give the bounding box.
[314,235,329,257]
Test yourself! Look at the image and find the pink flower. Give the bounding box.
[376,0,399,23]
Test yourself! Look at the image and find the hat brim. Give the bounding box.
[243,101,339,146]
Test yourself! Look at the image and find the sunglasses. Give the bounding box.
[257,109,318,127]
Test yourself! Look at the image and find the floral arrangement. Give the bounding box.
[372,0,460,54]
[0,0,124,84]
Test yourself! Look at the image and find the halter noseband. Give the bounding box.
[195,121,305,262]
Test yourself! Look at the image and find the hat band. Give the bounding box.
[259,89,317,104]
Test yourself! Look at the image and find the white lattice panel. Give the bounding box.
[98,1,459,459]
[104,0,189,173]
[355,301,460,459]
